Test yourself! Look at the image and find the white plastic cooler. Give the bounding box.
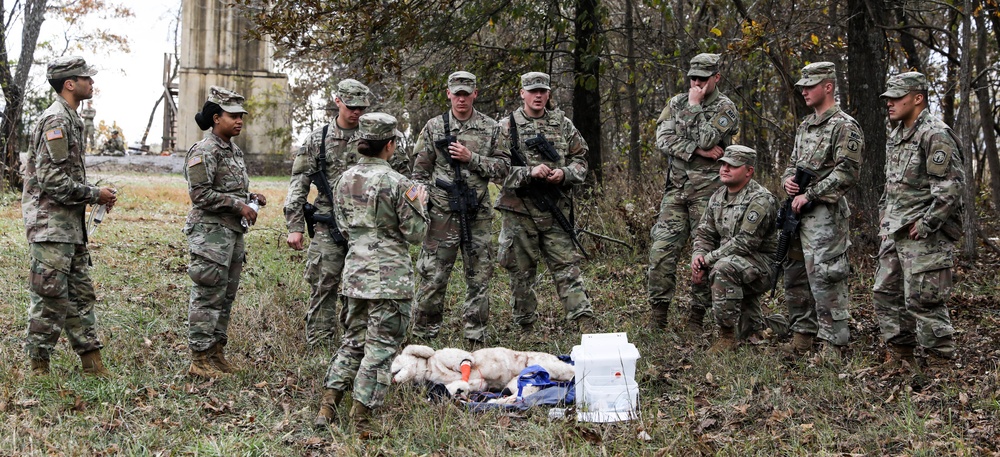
[571,332,641,422]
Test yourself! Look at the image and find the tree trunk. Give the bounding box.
[957,0,977,259]
[625,0,641,185]
[981,2,1000,212]
[942,9,958,128]
[892,1,922,71]
[846,0,889,249]
[573,0,602,185]
[0,0,49,191]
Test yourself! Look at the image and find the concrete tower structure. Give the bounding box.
[178,0,290,155]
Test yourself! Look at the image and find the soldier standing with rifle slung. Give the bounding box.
[647,53,740,332]
[874,72,964,375]
[410,71,510,345]
[691,146,778,352]
[283,79,372,348]
[22,56,116,377]
[495,72,597,333]
[779,62,863,360]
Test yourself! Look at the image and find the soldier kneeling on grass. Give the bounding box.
[691,145,779,352]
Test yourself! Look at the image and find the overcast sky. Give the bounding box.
[14,1,181,148]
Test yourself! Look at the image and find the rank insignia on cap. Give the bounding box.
[45,129,64,141]
[188,156,203,167]
[405,185,420,201]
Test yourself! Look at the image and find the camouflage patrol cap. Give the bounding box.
[46,56,98,80]
[358,112,402,141]
[521,72,551,91]
[719,145,757,167]
[336,79,372,107]
[688,53,721,77]
[448,71,477,94]
[880,72,929,98]
[207,86,248,114]
[795,61,836,87]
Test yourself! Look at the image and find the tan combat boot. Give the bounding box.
[188,349,228,379]
[924,350,954,375]
[80,349,111,377]
[314,389,344,428]
[885,344,918,372]
[650,304,669,330]
[575,315,598,334]
[210,341,235,373]
[709,326,737,353]
[813,342,844,365]
[30,358,50,375]
[350,399,376,439]
[781,332,814,357]
[685,309,705,334]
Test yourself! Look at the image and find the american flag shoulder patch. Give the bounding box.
[405,185,419,201]
[188,156,203,167]
[45,129,64,141]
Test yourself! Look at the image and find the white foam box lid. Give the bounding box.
[571,332,641,380]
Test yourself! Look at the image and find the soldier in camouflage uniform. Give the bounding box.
[315,113,428,434]
[284,79,373,348]
[81,101,96,152]
[780,62,863,358]
[648,53,740,331]
[411,71,510,343]
[874,72,964,371]
[691,146,778,352]
[495,72,596,332]
[22,56,116,376]
[102,129,126,156]
[183,86,268,379]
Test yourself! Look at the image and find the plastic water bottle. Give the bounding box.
[241,195,260,229]
[89,204,107,235]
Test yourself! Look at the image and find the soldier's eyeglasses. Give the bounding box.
[689,75,711,82]
[346,105,367,112]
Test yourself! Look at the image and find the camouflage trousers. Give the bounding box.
[498,211,593,326]
[304,223,348,347]
[25,242,103,360]
[648,180,714,317]
[84,125,95,151]
[185,223,245,352]
[412,206,493,341]
[783,202,852,346]
[324,297,410,409]
[872,232,956,356]
[709,254,775,339]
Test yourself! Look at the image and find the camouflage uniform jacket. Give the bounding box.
[411,109,510,219]
[494,107,588,216]
[879,109,964,239]
[655,89,740,189]
[22,96,101,244]
[81,106,96,125]
[283,117,361,234]
[333,157,428,299]
[692,179,778,267]
[184,132,250,233]
[781,105,862,204]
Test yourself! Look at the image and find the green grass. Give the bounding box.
[0,172,997,455]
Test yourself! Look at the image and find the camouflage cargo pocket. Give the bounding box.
[815,253,850,284]
[188,254,225,287]
[912,251,953,305]
[29,257,67,298]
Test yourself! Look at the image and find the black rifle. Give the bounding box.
[432,112,479,252]
[525,133,561,162]
[305,124,347,245]
[508,114,589,259]
[769,167,817,297]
